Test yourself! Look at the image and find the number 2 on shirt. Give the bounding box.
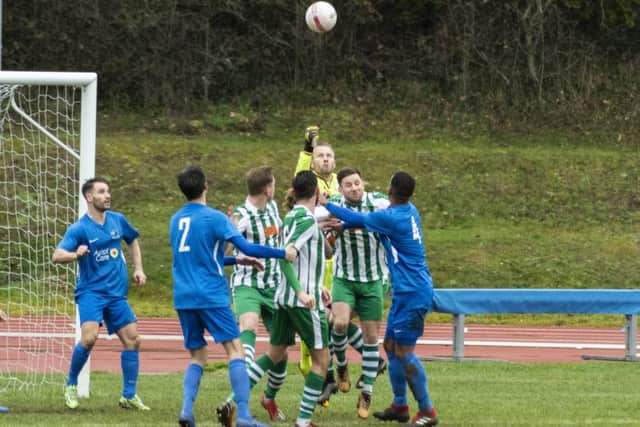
[178,217,191,252]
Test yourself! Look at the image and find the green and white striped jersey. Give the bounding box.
[230,199,282,289]
[275,205,325,310]
[329,191,389,282]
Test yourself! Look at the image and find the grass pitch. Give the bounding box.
[1,361,639,426]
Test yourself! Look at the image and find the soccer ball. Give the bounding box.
[305,2,337,33]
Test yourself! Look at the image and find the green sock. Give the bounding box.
[297,371,324,423]
[331,330,348,366]
[361,344,379,394]
[264,357,287,400]
[347,323,363,354]
[247,354,275,388]
[240,330,256,365]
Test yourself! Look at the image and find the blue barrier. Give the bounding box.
[431,289,640,361]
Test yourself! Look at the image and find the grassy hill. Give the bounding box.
[95,113,639,322]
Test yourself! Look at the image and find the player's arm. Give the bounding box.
[127,239,146,286]
[224,255,265,271]
[324,202,367,228]
[228,235,297,262]
[51,228,88,264]
[279,258,315,309]
[294,126,319,175]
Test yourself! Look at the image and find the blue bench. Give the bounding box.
[431,289,640,361]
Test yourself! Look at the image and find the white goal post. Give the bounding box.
[0,71,97,397]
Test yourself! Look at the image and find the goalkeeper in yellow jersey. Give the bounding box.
[294,126,386,406]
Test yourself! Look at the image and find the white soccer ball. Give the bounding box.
[305,2,337,33]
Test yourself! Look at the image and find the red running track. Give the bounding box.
[1,317,637,373]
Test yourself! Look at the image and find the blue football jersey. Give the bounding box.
[57,211,139,298]
[169,202,240,309]
[363,203,433,296]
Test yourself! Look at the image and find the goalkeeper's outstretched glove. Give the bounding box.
[303,125,320,153]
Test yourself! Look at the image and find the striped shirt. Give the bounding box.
[329,192,389,282]
[230,199,282,289]
[275,205,325,310]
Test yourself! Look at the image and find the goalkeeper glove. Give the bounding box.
[303,125,320,153]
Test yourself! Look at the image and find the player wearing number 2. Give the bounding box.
[318,171,439,427]
[170,166,296,427]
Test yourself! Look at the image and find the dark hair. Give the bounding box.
[246,166,274,196]
[286,171,318,208]
[390,171,415,203]
[81,177,109,200]
[177,166,206,200]
[337,167,361,185]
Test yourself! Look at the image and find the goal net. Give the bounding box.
[0,72,96,395]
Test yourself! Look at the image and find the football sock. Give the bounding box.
[297,371,324,424]
[247,354,275,388]
[398,352,432,412]
[66,343,91,386]
[229,358,251,419]
[361,344,379,394]
[181,363,203,417]
[331,330,348,367]
[347,322,364,353]
[387,352,408,407]
[240,330,256,365]
[265,357,287,400]
[121,350,139,399]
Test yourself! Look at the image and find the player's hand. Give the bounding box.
[284,244,298,262]
[321,288,332,306]
[76,245,90,259]
[303,125,320,153]
[297,291,316,309]
[133,269,147,287]
[236,255,265,271]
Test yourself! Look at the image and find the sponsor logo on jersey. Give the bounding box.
[263,225,278,238]
[110,229,120,239]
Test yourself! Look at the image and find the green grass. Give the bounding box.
[1,362,639,426]
[88,129,640,325]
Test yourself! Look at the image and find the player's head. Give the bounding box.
[337,167,364,204]
[286,170,318,209]
[246,166,275,201]
[311,142,335,176]
[177,166,207,201]
[389,171,415,204]
[82,177,110,212]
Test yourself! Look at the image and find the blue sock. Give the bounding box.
[387,352,408,407]
[399,352,433,412]
[229,358,251,419]
[67,343,91,386]
[121,350,139,398]
[181,363,203,418]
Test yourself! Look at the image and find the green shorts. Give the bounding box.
[232,286,276,332]
[331,277,383,321]
[270,307,329,350]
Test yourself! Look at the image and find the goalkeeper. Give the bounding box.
[294,127,386,405]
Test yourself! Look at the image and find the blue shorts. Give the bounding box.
[76,293,137,335]
[177,306,240,350]
[385,292,431,346]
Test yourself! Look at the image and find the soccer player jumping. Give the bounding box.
[319,171,439,427]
